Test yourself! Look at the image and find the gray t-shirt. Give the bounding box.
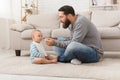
[54,14,104,55]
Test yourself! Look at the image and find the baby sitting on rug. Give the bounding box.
[30,29,58,64]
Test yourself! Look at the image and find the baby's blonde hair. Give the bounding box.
[31,29,42,40]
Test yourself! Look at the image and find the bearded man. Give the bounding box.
[45,5,104,65]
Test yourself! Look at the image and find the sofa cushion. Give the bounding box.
[79,11,91,21]
[10,23,35,32]
[91,11,120,28]
[51,29,70,38]
[51,27,120,39]
[98,27,120,39]
[21,29,52,39]
[27,13,60,29]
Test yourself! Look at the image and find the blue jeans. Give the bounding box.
[53,42,100,63]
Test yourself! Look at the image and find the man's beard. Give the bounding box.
[63,19,71,29]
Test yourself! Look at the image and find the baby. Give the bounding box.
[30,29,58,64]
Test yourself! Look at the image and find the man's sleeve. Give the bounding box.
[72,23,87,42]
[54,22,88,48]
[54,40,71,48]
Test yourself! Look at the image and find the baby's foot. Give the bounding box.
[51,59,57,63]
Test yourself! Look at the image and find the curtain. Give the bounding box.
[0,0,12,18]
[0,0,16,49]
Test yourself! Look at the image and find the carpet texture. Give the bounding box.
[0,49,120,80]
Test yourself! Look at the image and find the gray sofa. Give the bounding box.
[10,11,120,56]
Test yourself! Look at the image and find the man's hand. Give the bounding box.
[44,38,54,46]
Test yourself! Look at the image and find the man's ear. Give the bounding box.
[67,14,72,20]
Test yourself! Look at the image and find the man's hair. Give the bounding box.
[58,5,75,16]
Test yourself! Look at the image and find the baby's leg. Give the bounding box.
[33,57,54,64]
[49,55,58,63]
[46,55,58,60]
[33,57,46,64]
[45,55,58,63]
[52,56,58,63]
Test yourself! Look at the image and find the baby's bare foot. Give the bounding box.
[51,59,57,63]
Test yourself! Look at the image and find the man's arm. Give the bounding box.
[54,40,71,48]
[54,23,88,48]
[45,38,71,48]
[33,57,55,64]
[72,23,87,42]
[45,18,88,48]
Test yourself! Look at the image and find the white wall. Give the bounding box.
[12,0,90,22]
[1,0,90,23]
[11,0,21,23]
[39,0,89,14]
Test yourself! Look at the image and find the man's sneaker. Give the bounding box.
[71,59,82,65]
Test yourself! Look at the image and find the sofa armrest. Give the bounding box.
[117,24,120,29]
[10,23,35,32]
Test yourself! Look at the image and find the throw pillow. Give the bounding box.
[10,23,35,32]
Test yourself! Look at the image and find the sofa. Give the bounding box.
[10,10,120,56]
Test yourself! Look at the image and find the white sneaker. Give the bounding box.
[71,59,82,65]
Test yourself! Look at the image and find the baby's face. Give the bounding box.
[33,31,42,43]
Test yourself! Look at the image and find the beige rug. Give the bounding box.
[0,49,120,80]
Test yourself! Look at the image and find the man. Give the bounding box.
[45,5,103,65]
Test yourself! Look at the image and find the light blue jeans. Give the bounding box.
[53,42,100,63]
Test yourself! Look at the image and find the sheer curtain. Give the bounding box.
[0,0,12,18]
[0,0,16,49]
[0,0,11,49]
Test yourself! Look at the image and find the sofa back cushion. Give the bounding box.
[79,11,92,21]
[27,13,60,29]
[51,29,71,38]
[91,11,120,28]
[98,27,120,39]
[21,29,51,39]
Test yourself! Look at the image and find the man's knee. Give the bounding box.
[66,42,83,51]
[64,42,87,55]
[53,46,65,56]
[64,42,79,55]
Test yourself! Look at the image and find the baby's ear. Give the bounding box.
[31,35,34,39]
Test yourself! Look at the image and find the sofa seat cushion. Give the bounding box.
[91,11,120,28]
[21,29,52,39]
[98,27,120,39]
